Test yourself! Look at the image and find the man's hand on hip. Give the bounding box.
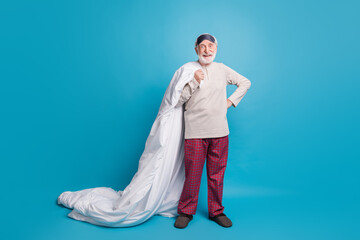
[227,99,233,109]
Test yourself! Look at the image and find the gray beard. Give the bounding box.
[198,52,216,64]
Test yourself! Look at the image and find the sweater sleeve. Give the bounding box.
[222,63,251,107]
[175,77,200,107]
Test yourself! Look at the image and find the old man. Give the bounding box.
[174,33,251,229]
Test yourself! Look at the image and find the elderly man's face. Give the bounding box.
[195,39,217,65]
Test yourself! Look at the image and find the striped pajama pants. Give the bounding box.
[177,135,229,217]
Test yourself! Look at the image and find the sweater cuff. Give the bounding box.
[188,77,200,90]
[228,96,238,107]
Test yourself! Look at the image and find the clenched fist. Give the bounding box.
[194,69,204,84]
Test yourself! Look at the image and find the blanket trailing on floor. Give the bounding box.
[57,61,202,227]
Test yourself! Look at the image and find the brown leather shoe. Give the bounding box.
[209,213,232,227]
[174,213,193,228]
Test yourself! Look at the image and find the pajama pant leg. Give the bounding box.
[177,138,208,215]
[206,135,229,217]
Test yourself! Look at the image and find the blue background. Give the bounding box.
[1,0,359,239]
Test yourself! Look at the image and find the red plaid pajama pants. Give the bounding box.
[177,135,229,217]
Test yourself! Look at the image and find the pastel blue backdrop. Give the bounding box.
[1,0,359,239]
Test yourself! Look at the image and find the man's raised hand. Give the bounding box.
[194,69,204,84]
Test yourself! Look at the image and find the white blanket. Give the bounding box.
[57,61,202,227]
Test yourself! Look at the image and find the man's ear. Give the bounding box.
[194,47,198,55]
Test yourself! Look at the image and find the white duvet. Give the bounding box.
[57,61,202,227]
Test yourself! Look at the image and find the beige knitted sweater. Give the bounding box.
[176,61,251,139]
